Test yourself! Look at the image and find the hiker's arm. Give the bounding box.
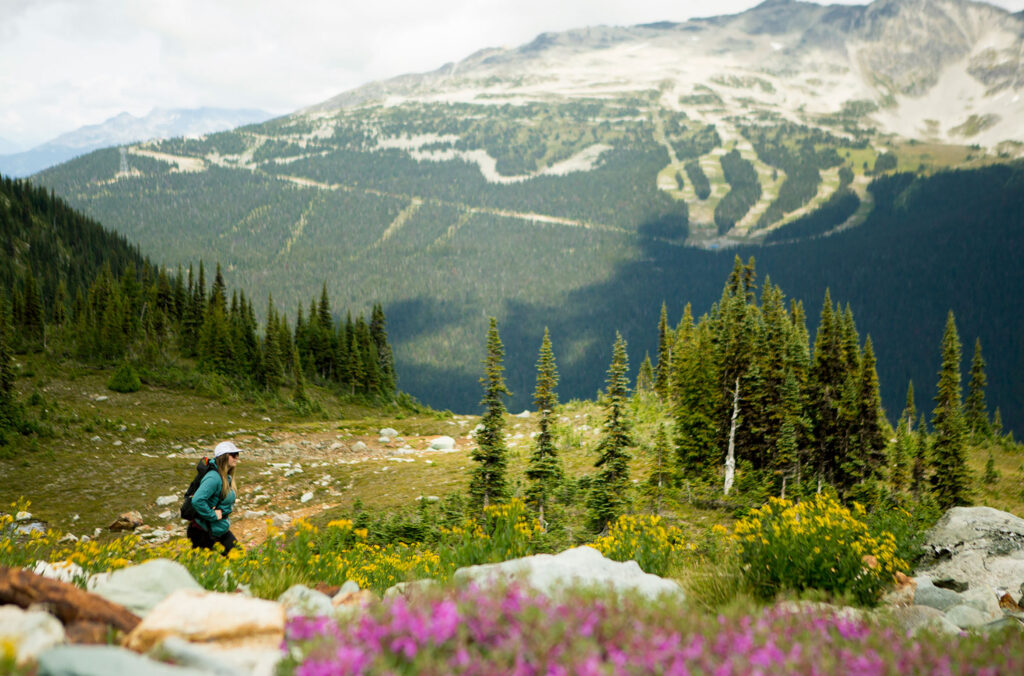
[190,475,221,525]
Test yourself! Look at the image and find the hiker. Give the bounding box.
[186,440,242,555]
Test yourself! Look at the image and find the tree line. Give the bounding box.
[0,174,399,444]
[469,256,1001,533]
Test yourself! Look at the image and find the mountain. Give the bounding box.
[33,0,1024,432]
[0,107,274,177]
[0,136,23,156]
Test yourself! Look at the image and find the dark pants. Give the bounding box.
[186,522,238,556]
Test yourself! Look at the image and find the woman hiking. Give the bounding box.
[186,440,242,555]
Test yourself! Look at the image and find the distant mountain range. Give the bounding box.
[0,107,274,177]
[33,0,1024,432]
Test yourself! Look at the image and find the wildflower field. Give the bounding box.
[5,494,1024,674]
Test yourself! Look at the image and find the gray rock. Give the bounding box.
[272,514,292,530]
[89,559,202,617]
[379,428,399,438]
[976,616,1024,634]
[351,441,369,453]
[958,584,1002,620]
[945,604,992,629]
[384,579,438,599]
[428,436,456,451]
[147,636,245,676]
[300,491,314,503]
[922,507,1024,563]
[883,605,962,636]
[914,577,963,611]
[36,645,210,676]
[454,545,684,601]
[0,606,65,667]
[155,495,178,507]
[278,584,334,618]
[338,580,360,595]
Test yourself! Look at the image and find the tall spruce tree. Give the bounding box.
[964,338,991,439]
[370,303,396,397]
[673,307,720,479]
[931,311,971,508]
[526,328,562,526]
[588,332,633,532]
[654,302,671,399]
[470,318,511,512]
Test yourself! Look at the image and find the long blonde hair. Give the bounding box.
[214,454,236,499]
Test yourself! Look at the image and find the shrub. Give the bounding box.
[732,493,909,606]
[439,499,543,569]
[107,362,141,393]
[591,513,689,576]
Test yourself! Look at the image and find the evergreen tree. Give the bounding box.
[588,332,633,532]
[526,328,562,526]
[648,424,673,512]
[20,265,44,350]
[636,353,655,393]
[842,336,887,493]
[654,302,671,399]
[262,295,283,389]
[369,303,396,396]
[983,449,999,485]
[0,293,16,430]
[469,318,511,512]
[931,311,971,508]
[809,290,846,486]
[673,307,720,479]
[291,344,309,405]
[889,416,913,493]
[964,338,990,438]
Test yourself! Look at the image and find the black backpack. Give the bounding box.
[179,457,218,521]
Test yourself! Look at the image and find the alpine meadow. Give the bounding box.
[4,0,1024,674]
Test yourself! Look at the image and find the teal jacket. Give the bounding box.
[191,466,236,537]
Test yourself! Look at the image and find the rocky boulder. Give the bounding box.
[916,506,1024,591]
[124,588,285,653]
[453,545,685,601]
[88,559,203,617]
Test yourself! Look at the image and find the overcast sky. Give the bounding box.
[2,0,1022,148]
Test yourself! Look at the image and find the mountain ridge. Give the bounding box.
[32,0,1024,434]
[0,107,274,178]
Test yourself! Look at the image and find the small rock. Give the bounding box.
[1000,593,1024,613]
[96,395,108,402]
[352,441,369,453]
[300,492,314,503]
[0,606,67,667]
[158,511,173,520]
[15,511,32,521]
[515,410,531,418]
[338,580,360,595]
[155,495,178,507]
[379,428,398,438]
[108,511,144,532]
[91,435,102,442]
[272,514,293,530]
[112,440,123,447]
[33,559,85,583]
[429,436,456,451]
[243,510,267,519]
[278,585,333,618]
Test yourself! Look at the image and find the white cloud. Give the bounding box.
[1,0,1022,147]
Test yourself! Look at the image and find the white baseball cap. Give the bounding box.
[213,441,242,458]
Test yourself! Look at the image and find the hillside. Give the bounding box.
[30,0,1024,432]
